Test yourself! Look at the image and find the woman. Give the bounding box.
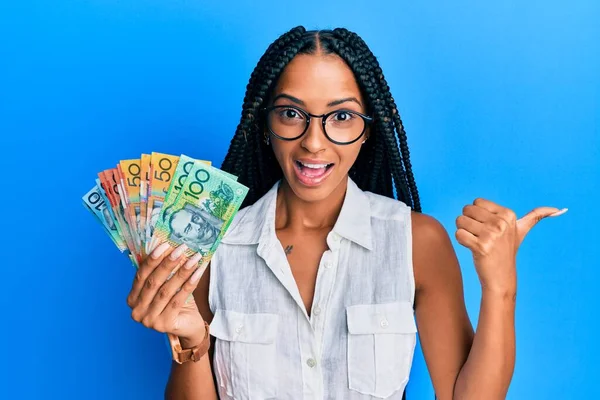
[127,26,566,399]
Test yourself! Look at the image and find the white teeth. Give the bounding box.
[298,161,330,169]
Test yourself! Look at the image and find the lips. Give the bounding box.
[293,159,335,187]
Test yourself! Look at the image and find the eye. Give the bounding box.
[333,111,355,122]
[277,108,304,120]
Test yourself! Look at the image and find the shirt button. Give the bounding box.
[313,306,321,316]
[331,232,341,242]
[324,261,333,269]
[307,358,316,368]
[235,324,243,333]
[380,319,389,328]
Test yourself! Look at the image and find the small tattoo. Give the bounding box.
[285,245,293,256]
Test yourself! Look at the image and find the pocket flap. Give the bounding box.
[346,301,417,335]
[210,309,279,344]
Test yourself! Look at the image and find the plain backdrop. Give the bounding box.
[1,1,598,399]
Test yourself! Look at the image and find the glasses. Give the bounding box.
[263,105,373,145]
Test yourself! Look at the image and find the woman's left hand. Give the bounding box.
[455,198,567,295]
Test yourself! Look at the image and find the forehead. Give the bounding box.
[273,54,363,105]
[172,209,193,220]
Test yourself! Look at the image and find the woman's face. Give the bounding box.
[268,53,368,203]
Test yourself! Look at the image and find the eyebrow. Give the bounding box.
[272,93,363,108]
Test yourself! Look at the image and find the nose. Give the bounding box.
[300,116,327,154]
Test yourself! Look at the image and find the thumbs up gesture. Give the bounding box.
[455,198,567,295]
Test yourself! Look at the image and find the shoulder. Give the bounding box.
[410,211,460,291]
[410,211,451,245]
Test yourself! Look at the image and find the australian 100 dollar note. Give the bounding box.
[148,154,209,252]
[146,154,214,253]
[152,160,248,271]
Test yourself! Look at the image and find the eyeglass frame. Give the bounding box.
[261,104,374,146]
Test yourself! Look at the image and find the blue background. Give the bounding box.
[1,1,598,399]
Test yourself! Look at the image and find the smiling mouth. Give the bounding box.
[293,160,335,186]
[295,160,334,175]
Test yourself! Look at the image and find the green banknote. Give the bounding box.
[147,155,235,252]
[152,161,248,265]
[83,185,128,252]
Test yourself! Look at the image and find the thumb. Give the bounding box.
[516,206,568,245]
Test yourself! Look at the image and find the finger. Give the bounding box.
[136,244,189,312]
[455,228,478,250]
[549,208,568,217]
[144,252,202,323]
[159,261,209,332]
[472,198,505,214]
[474,198,523,227]
[456,215,485,237]
[462,204,495,223]
[127,242,172,308]
[517,206,568,244]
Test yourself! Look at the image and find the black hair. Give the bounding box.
[221,26,421,213]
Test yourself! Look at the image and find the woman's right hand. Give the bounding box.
[127,242,207,346]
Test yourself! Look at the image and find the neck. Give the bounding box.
[275,177,348,233]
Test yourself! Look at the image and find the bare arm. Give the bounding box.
[165,264,218,400]
[412,212,515,400]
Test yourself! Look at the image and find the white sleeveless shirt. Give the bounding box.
[208,176,417,400]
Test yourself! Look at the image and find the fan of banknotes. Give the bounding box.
[83,152,249,362]
[82,152,249,270]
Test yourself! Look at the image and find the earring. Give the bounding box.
[264,133,270,145]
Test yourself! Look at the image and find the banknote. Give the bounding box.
[103,168,140,264]
[152,160,249,266]
[119,158,143,253]
[139,154,151,256]
[85,153,243,271]
[95,177,130,252]
[146,152,180,254]
[82,185,127,252]
[147,154,214,252]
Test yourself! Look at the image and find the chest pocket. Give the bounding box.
[346,301,417,399]
[210,309,279,400]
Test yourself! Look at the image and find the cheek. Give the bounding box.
[339,143,363,167]
[270,141,295,166]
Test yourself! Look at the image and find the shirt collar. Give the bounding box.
[221,176,373,251]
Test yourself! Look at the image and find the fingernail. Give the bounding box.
[550,208,568,217]
[184,252,203,269]
[170,244,188,260]
[151,242,171,259]
[190,266,204,284]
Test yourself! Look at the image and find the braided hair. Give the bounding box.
[221,26,421,213]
